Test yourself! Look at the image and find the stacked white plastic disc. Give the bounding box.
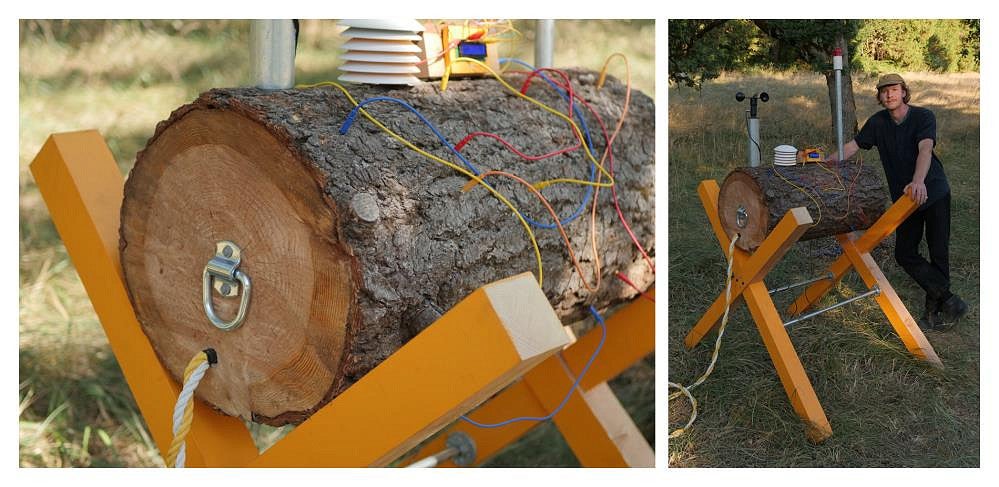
[774,145,798,166]
[337,19,425,85]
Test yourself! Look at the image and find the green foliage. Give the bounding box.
[852,19,979,73]
[668,20,762,88]
[751,20,858,71]
[669,19,980,89]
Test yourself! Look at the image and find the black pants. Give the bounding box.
[894,192,951,301]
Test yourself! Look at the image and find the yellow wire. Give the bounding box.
[296,81,545,287]
[443,57,617,191]
[772,164,824,228]
[165,351,208,467]
[813,157,846,192]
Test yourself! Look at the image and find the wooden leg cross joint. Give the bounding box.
[30,130,654,467]
[685,179,943,443]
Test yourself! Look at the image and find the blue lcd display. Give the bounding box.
[458,41,488,59]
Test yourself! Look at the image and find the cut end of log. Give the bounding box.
[120,107,359,425]
[718,170,769,250]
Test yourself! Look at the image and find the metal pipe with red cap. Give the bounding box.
[833,47,844,159]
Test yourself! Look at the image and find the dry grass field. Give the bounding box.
[19,19,654,467]
[668,71,979,466]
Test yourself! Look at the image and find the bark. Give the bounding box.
[119,69,655,425]
[718,163,886,251]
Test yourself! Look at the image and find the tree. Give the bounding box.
[669,20,860,145]
[751,20,860,144]
[667,20,759,89]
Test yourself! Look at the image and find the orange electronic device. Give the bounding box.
[797,147,826,163]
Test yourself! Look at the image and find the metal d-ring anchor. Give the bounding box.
[203,241,252,331]
[736,205,749,228]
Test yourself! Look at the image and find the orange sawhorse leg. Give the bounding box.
[251,272,570,467]
[686,179,830,442]
[785,196,941,368]
[787,195,918,316]
[743,283,832,443]
[837,235,942,367]
[403,289,655,467]
[685,180,812,349]
[30,131,259,467]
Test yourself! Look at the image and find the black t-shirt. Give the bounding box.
[854,105,950,206]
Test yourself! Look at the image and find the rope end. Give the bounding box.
[203,348,218,366]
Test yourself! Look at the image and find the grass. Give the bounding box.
[18,19,654,467]
[667,71,979,467]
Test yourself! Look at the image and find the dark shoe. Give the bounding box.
[938,294,969,324]
[925,294,942,318]
[919,312,955,332]
[917,295,943,331]
[917,309,951,331]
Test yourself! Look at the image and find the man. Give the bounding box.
[829,73,967,330]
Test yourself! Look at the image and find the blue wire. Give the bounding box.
[339,70,601,229]
[499,58,597,155]
[496,58,601,229]
[340,97,481,176]
[459,305,607,428]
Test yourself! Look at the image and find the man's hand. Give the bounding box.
[905,181,928,205]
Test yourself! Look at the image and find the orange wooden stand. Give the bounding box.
[686,179,942,443]
[29,130,654,467]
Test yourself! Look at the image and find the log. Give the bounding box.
[718,163,886,251]
[119,69,655,426]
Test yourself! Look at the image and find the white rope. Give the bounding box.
[170,360,210,468]
[669,234,739,438]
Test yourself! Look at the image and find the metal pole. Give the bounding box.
[406,447,457,468]
[250,20,297,90]
[783,286,880,328]
[833,47,844,160]
[405,431,476,468]
[768,272,835,295]
[747,114,761,167]
[534,20,555,68]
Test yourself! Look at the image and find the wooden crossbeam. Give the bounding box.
[787,195,918,316]
[402,290,655,467]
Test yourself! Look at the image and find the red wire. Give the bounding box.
[616,272,655,303]
[453,68,582,160]
[458,65,655,293]
[520,66,656,274]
